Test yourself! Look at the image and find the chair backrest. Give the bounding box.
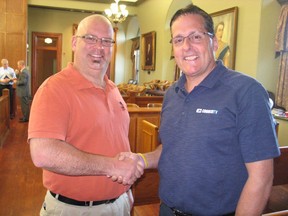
[139,120,160,153]
[273,146,288,186]
[147,103,162,108]
[126,103,139,108]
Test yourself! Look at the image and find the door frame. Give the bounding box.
[31,32,62,96]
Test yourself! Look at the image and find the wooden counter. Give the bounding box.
[123,94,163,107]
[274,116,288,146]
[128,107,161,206]
[128,107,161,152]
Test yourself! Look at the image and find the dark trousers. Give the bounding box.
[159,202,175,216]
[19,96,30,120]
[0,84,14,116]
[159,202,235,216]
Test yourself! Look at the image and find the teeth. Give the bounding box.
[91,54,101,58]
[184,56,197,60]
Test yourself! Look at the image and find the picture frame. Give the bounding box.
[72,24,78,61]
[141,31,156,71]
[210,7,238,69]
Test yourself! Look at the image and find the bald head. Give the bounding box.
[76,15,113,36]
[1,59,9,68]
[71,14,115,83]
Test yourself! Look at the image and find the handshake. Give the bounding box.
[107,152,147,186]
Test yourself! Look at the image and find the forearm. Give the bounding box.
[235,160,273,215]
[142,144,162,169]
[30,138,114,176]
[236,179,272,215]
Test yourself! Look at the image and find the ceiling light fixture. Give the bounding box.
[44,38,53,44]
[104,0,129,25]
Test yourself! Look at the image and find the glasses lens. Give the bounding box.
[172,37,184,46]
[102,39,114,47]
[82,35,96,44]
[189,32,204,43]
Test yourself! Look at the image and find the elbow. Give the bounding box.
[29,140,50,168]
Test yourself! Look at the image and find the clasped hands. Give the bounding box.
[2,77,16,83]
[107,152,145,186]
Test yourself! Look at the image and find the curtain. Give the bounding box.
[130,37,140,80]
[275,4,288,110]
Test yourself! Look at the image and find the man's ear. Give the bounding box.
[212,36,218,52]
[71,36,77,52]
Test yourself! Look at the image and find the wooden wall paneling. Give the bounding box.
[0,0,27,68]
[0,0,5,13]
[7,14,26,33]
[6,33,26,68]
[0,33,5,58]
[0,13,6,32]
[6,0,25,13]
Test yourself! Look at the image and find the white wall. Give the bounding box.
[28,0,281,92]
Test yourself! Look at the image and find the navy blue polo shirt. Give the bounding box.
[158,61,280,215]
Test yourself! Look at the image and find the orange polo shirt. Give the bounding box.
[28,63,130,201]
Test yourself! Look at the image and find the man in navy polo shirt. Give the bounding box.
[118,4,280,216]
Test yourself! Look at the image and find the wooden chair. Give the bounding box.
[147,103,162,108]
[126,103,139,108]
[264,146,288,214]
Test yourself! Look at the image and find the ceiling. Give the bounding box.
[60,0,145,6]
[28,0,146,14]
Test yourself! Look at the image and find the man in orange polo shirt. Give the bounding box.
[28,15,143,216]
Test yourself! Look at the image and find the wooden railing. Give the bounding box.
[0,89,10,147]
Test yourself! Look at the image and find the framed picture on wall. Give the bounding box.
[210,7,238,69]
[72,24,78,61]
[141,31,156,71]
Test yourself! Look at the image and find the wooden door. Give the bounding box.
[31,32,62,96]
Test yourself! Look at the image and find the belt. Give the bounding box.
[50,191,118,206]
[172,207,235,216]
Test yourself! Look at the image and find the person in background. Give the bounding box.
[28,14,143,216]
[118,4,280,216]
[0,58,17,119]
[15,60,30,123]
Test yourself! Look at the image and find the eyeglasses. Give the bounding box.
[76,34,115,47]
[170,31,214,46]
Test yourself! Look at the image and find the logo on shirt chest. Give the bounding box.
[196,108,218,114]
